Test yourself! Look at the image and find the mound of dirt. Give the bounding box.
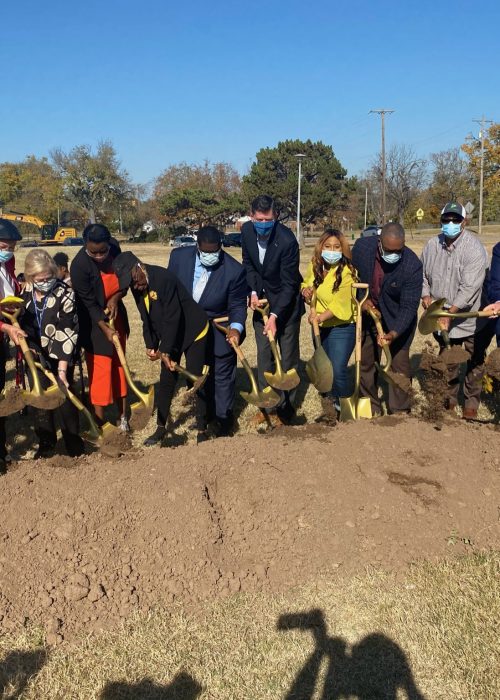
[485,348,500,381]
[0,418,498,643]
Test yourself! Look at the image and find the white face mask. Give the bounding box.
[34,278,57,293]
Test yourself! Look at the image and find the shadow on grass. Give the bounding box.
[278,609,426,700]
[100,671,202,699]
[0,648,47,699]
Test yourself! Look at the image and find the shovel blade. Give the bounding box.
[305,348,333,393]
[0,386,27,417]
[129,397,154,431]
[340,395,372,421]
[240,386,280,409]
[263,369,300,391]
[24,385,65,410]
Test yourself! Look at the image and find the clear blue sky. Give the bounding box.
[1,0,499,187]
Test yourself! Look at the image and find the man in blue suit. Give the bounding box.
[168,226,248,436]
[352,222,422,415]
[485,242,500,346]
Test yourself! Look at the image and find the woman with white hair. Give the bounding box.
[20,249,84,459]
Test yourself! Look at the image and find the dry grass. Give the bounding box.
[0,552,498,698]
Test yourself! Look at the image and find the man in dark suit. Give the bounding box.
[112,251,208,445]
[352,222,422,415]
[168,226,247,436]
[241,195,303,424]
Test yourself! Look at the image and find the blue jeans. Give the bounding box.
[320,323,356,399]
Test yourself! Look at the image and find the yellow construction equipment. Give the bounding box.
[0,210,78,245]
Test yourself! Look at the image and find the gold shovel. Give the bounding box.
[213,317,280,409]
[170,361,210,395]
[366,307,412,394]
[0,297,65,411]
[107,318,155,431]
[305,290,334,393]
[419,297,495,336]
[340,283,372,421]
[254,301,300,391]
[34,362,121,448]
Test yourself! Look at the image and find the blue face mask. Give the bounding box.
[253,220,274,237]
[442,222,462,238]
[199,250,220,267]
[381,251,402,265]
[321,250,342,265]
[0,250,14,263]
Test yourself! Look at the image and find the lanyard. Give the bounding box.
[32,291,50,335]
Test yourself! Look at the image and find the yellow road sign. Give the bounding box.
[416,208,424,221]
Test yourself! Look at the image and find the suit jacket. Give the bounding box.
[351,236,423,347]
[489,242,500,341]
[168,246,247,356]
[240,220,303,324]
[133,264,207,357]
[70,241,129,357]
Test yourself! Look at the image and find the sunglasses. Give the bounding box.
[441,216,463,224]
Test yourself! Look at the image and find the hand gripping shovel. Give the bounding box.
[305,290,334,393]
[34,362,120,449]
[0,297,65,411]
[340,283,372,421]
[366,307,411,394]
[254,301,300,391]
[107,318,154,430]
[213,317,280,409]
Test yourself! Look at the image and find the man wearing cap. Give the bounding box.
[0,219,27,473]
[421,202,490,419]
[112,251,209,445]
[168,225,247,437]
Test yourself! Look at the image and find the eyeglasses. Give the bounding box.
[441,216,463,224]
[0,243,16,252]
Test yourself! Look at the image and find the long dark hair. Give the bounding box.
[311,229,358,292]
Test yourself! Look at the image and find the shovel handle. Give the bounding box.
[1,306,43,394]
[213,316,230,335]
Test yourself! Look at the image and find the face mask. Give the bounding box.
[381,251,402,265]
[34,278,57,293]
[0,251,14,263]
[441,222,462,238]
[199,250,220,267]
[253,220,274,237]
[321,250,342,265]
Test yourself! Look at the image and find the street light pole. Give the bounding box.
[370,109,394,224]
[473,115,493,236]
[295,153,306,247]
[119,201,123,236]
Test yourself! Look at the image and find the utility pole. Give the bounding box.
[295,153,306,248]
[370,109,394,224]
[472,115,493,235]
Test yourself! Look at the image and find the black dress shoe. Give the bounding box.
[144,426,167,446]
[33,445,55,460]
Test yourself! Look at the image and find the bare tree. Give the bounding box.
[369,145,428,224]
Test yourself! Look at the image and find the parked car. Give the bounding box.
[360,225,381,238]
[222,232,242,248]
[63,237,85,246]
[172,236,197,248]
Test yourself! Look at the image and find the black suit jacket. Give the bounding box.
[168,246,247,356]
[241,220,303,324]
[133,264,207,357]
[70,241,129,357]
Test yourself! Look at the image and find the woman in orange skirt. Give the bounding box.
[70,224,130,430]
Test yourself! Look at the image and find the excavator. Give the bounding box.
[0,210,78,246]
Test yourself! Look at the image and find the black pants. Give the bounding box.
[35,361,85,456]
[157,334,208,429]
[253,316,301,415]
[0,339,7,459]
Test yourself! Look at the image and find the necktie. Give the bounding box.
[193,268,209,303]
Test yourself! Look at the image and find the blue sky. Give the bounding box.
[1,0,499,187]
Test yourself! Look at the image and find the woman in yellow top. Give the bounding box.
[301,229,357,419]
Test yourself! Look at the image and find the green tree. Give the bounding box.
[462,123,500,222]
[0,156,64,222]
[51,141,133,224]
[241,139,349,226]
[155,161,244,228]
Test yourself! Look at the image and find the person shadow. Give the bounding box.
[100,671,202,699]
[0,648,47,699]
[278,609,427,700]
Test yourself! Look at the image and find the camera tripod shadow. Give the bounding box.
[278,609,427,700]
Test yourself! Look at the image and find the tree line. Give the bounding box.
[0,124,498,239]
